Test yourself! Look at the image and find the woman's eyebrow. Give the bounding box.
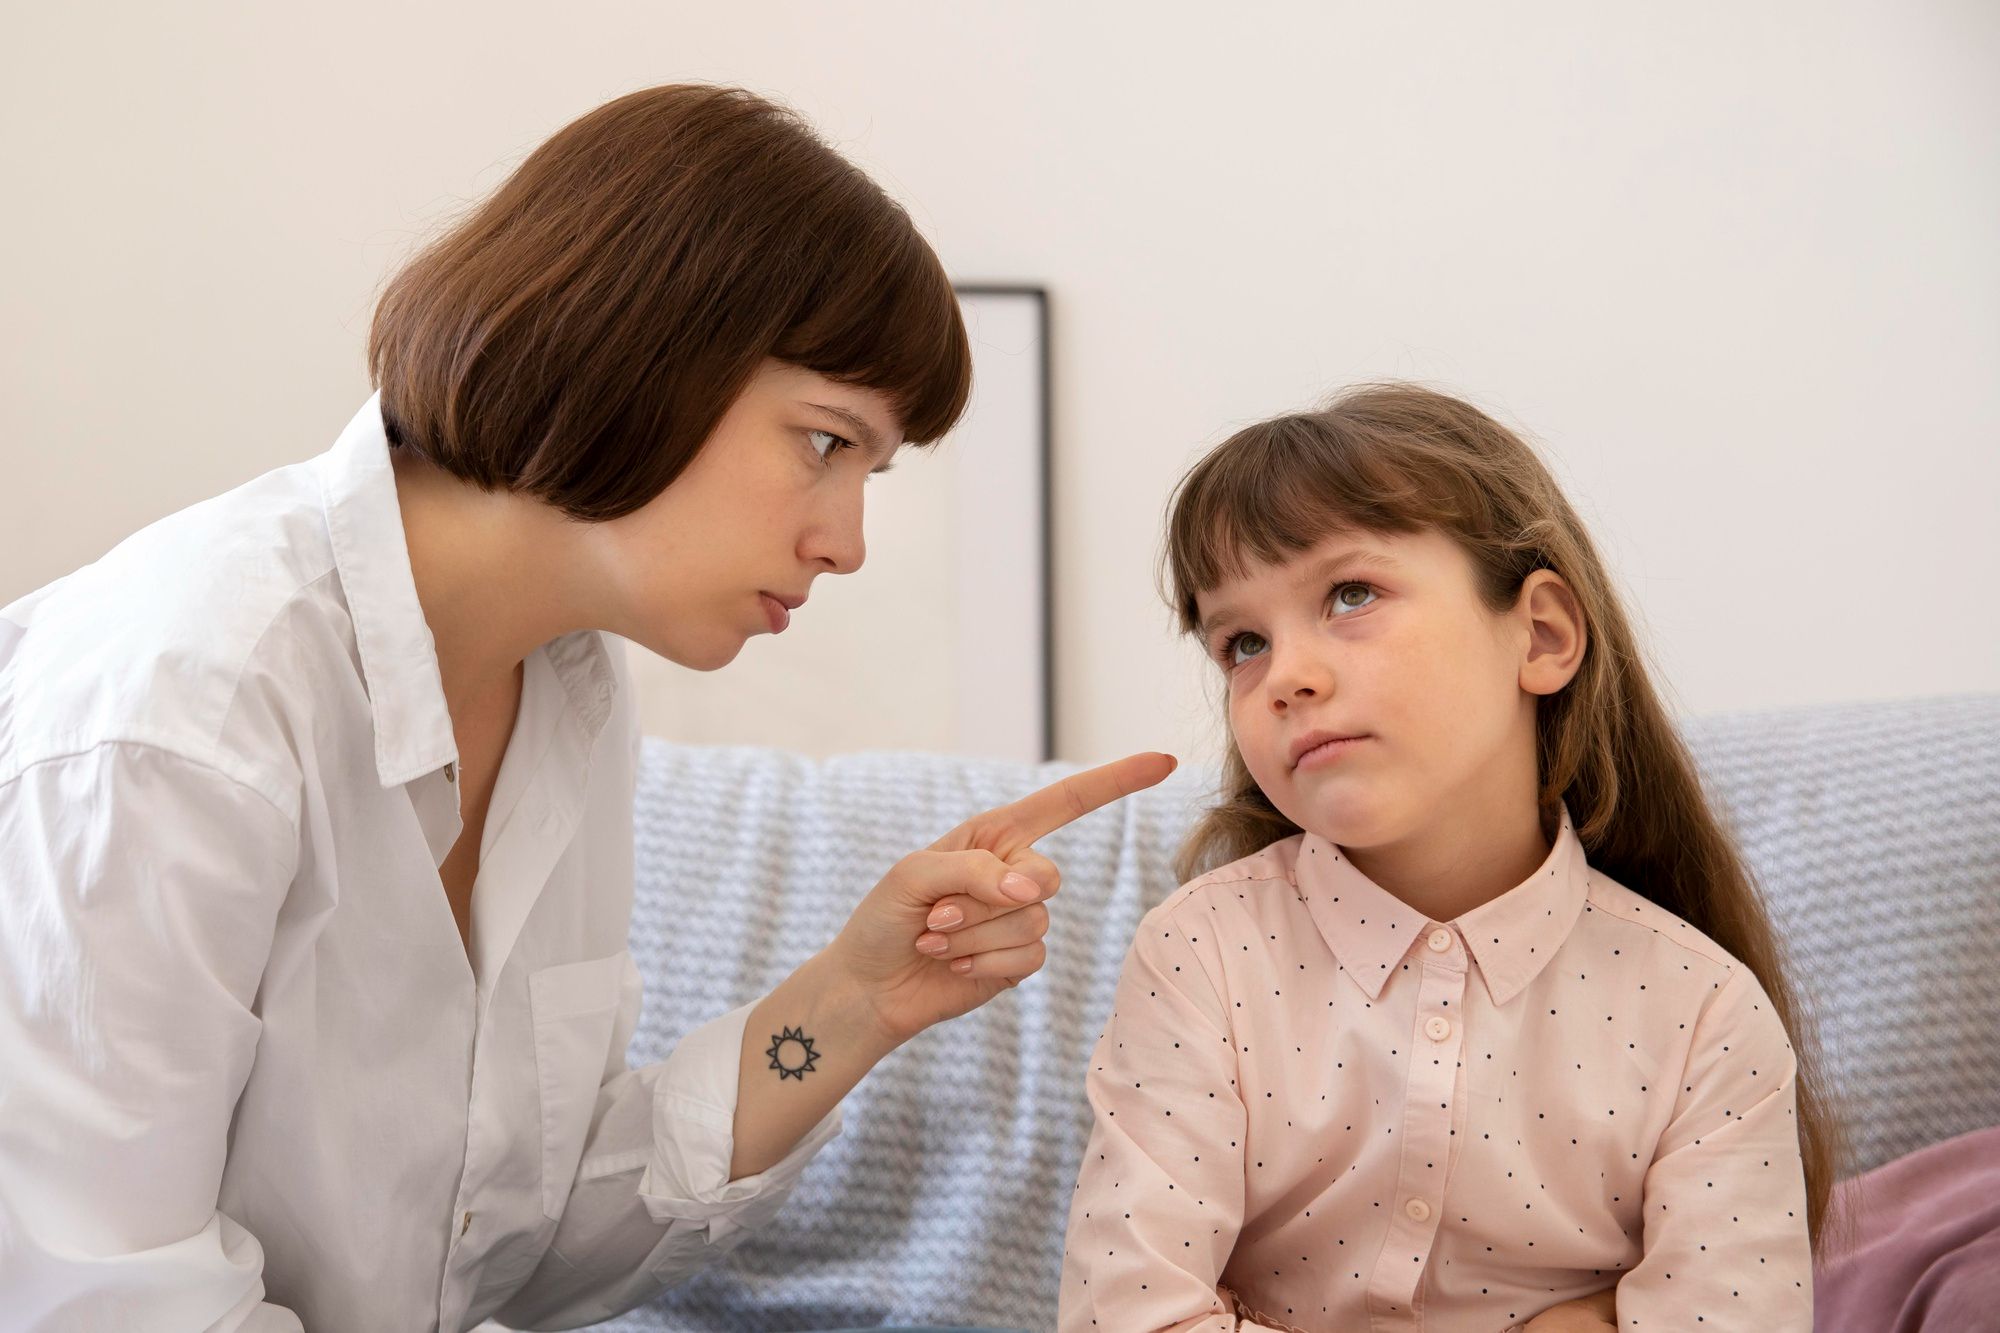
[806,401,901,474]
[805,401,887,452]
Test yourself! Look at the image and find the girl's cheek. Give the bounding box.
[1228,656,1270,694]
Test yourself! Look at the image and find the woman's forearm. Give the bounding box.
[729,950,900,1179]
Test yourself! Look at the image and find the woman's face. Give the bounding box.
[584,359,905,670]
[1194,527,1569,854]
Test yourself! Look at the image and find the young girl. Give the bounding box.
[1058,385,1836,1332]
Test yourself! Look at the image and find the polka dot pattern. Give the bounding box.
[1059,805,1814,1329]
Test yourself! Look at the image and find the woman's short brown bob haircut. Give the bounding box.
[368,84,972,520]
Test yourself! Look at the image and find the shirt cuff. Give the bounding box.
[638,998,844,1242]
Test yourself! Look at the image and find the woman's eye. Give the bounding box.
[1225,631,1267,667]
[807,429,855,462]
[1330,581,1377,615]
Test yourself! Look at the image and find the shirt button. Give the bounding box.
[443,762,457,785]
[1426,928,1452,953]
[1425,1016,1452,1041]
[1405,1197,1431,1222]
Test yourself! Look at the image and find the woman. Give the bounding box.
[0,84,1168,1331]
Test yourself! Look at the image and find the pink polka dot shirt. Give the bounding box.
[1059,806,1811,1331]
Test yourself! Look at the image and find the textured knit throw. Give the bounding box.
[596,694,1999,1332]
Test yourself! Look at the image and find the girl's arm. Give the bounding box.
[1615,966,1815,1328]
[1058,900,1283,1333]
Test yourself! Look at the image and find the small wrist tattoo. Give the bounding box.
[766,1025,822,1081]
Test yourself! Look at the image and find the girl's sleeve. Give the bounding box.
[1058,900,1287,1333]
[1616,965,1815,1329]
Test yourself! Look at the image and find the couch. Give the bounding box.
[595,693,2000,1332]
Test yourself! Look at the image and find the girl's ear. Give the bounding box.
[1518,570,1587,697]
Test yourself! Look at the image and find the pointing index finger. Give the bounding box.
[990,751,1178,846]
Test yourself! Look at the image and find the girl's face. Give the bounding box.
[583,359,905,670]
[1195,527,1578,855]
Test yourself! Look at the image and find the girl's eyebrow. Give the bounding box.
[1197,547,1400,640]
[1307,548,1399,581]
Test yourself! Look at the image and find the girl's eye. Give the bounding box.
[1329,580,1377,615]
[807,429,856,463]
[1220,630,1267,668]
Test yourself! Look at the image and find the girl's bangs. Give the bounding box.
[1168,415,1427,632]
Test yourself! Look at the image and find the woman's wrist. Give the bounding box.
[796,947,906,1063]
[727,949,902,1180]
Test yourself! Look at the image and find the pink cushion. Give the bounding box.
[1813,1125,2000,1330]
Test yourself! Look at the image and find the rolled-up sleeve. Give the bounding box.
[0,743,301,1332]
[493,997,842,1329]
[1616,966,1814,1329]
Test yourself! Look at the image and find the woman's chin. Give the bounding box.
[634,628,747,673]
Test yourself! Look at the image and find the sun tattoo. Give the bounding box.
[766,1026,821,1081]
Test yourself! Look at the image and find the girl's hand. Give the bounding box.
[1523,1286,1617,1331]
[823,751,1177,1047]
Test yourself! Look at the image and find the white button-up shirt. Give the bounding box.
[0,397,842,1331]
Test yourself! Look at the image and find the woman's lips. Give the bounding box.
[758,592,790,633]
[1295,735,1369,771]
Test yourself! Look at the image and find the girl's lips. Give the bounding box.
[758,592,790,633]
[1295,735,1369,771]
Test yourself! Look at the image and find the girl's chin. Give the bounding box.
[1288,786,1401,849]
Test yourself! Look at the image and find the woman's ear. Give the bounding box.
[1518,570,1587,697]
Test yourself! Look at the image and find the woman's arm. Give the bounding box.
[727,949,897,1178]
[496,753,1176,1327]
[730,751,1177,1179]
[0,743,302,1331]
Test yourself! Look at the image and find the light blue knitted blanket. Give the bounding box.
[600,694,1999,1332]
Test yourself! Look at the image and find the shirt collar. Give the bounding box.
[317,394,458,788]
[1295,802,1590,1005]
[314,395,627,790]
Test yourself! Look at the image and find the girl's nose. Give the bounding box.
[1270,683,1317,713]
[1266,650,1331,712]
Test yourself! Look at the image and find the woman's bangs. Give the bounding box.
[777,228,972,447]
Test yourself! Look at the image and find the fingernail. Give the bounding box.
[1001,873,1041,902]
[915,934,949,955]
[927,904,963,929]
[951,957,974,974]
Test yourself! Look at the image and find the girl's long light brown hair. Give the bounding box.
[1161,383,1840,1249]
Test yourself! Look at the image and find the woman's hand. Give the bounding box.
[1523,1286,1617,1331]
[822,751,1177,1047]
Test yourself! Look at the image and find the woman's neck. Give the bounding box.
[389,448,597,727]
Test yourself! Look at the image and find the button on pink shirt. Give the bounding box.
[1060,807,1811,1332]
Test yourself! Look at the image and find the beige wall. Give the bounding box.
[4,2,1996,767]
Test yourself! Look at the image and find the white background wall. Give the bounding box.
[4,2,1995,768]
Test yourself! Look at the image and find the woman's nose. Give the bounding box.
[807,490,867,575]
